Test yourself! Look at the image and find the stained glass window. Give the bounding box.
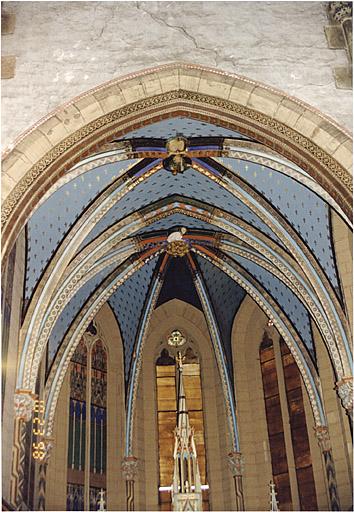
[260,335,318,511]
[66,338,107,511]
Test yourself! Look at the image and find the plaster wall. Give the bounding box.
[1,0,352,150]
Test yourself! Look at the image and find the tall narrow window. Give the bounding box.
[156,345,209,511]
[66,337,107,511]
[260,334,318,511]
[260,334,292,510]
[280,340,318,511]
[67,339,87,511]
[90,339,107,510]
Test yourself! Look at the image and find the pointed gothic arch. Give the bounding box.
[3,63,352,511]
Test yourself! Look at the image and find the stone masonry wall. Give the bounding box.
[1,1,352,149]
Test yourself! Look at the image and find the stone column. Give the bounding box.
[121,456,139,511]
[336,376,353,420]
[314,426,341,511]
[227,451,244,511]
[37,438,54,511]
[10,391,36,508]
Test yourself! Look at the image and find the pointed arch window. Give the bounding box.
[260,334,318,511]
[66,337,107,511]
[156,342,209,511]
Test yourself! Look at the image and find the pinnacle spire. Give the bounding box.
[171,352,202,511]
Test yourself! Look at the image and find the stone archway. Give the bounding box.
[2,63,352,263]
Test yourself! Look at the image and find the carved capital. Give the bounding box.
[227,451,244,477]
[14,390,36,421]
[121,456,138,481]
[336,376,353,417]
[329,2,352,24]
[314,425,331,452]
[42,438,54,463]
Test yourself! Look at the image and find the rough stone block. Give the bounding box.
[141,75,163,97]
[274,98,305,128]
[324,25,346,49]
[334,66,353,90]
[1,55,16,79]
[120,78,146,103]
[1,10,16,34]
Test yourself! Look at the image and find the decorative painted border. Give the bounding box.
[2,84,352,264]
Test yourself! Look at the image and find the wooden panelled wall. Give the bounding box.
[260,335,318,511]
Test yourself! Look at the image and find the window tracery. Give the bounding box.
[66,338,107,511]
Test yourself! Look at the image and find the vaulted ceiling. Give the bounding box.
[22,115,348,401]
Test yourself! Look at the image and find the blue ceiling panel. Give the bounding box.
[47,263,116,370]
[80,168,281,249]
[108,256,158,383]
[217,157,340,295]
[156,256,202,311]
[25,159,138,303]
[120,116,252,140]
[194,253,246,381]
[231,253,315,361]
[135,212,226,236]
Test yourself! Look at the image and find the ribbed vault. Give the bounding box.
[5,65,352,462]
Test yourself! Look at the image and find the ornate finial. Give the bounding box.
[227,451,244,477]
[270,481,279,512]
[168,329,186,348]
[176,351,185,370]
[314,425,331,452]
[14,390,36,421]
[121,456,139,481]
[97,488,106,511]
[336,376,353,418]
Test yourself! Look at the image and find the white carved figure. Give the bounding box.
[167,227,187,243]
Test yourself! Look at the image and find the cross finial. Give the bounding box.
[176,351,184,369]
[97,488,106,511]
